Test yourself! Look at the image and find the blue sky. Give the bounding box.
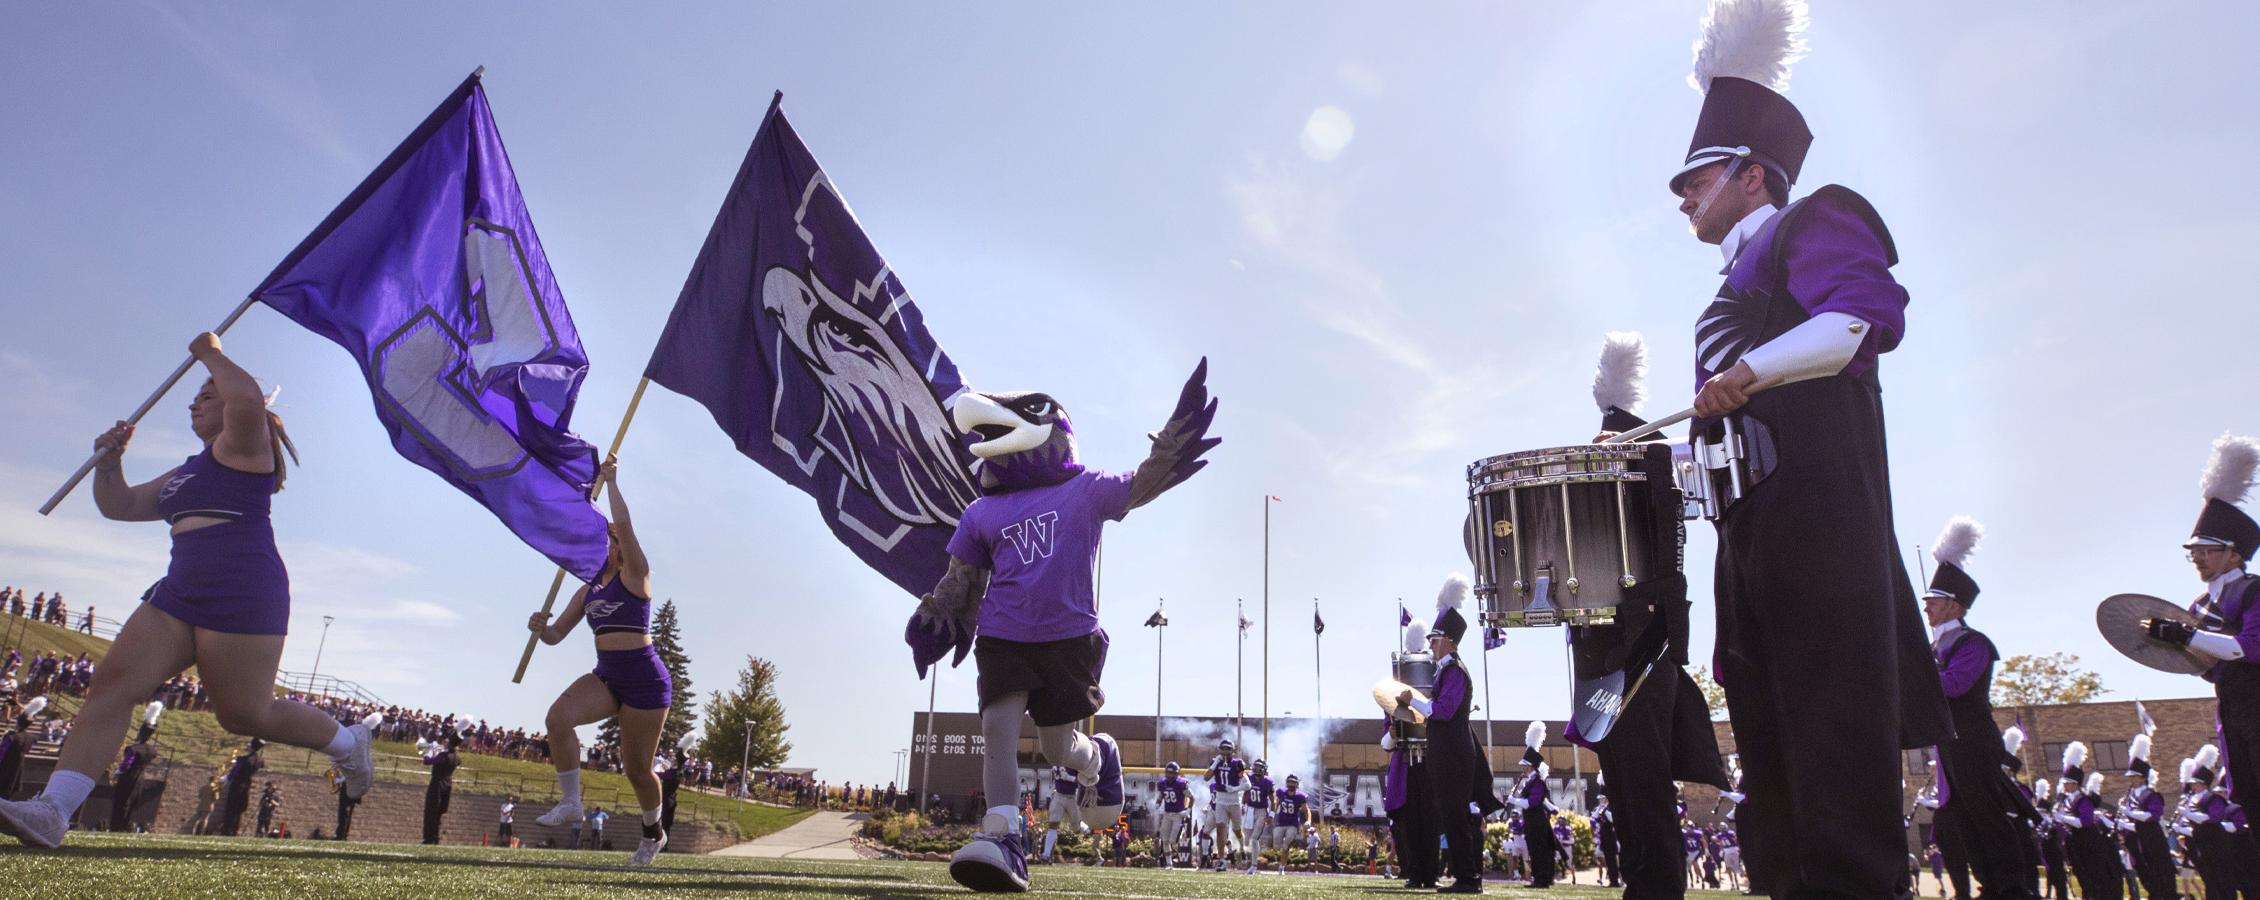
[3,2,2256,788]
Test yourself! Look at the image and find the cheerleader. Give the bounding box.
[526,457,672,866]
[0,334,374,848]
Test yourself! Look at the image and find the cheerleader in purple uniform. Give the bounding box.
[0,333,377,848]
[526,457,672,866]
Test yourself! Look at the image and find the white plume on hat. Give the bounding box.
[1402,618,1430,655]
[2197,744,2220,770]
[2180,758,2199,784]
[2200,433,2260,503]
[1525,720,1547,751]
[679,731,700,753]
[1593,332,1647,414]
[1689,0,1811,94]
[2061,741,2088,774]
[1438,574,1470,616]
[2033,778,2052,800]
[1932,516,1983,568]
[2130,734,2152,764]
[143,701,165,728]
[2083,771,2104,795]
[2002,724,2025,757]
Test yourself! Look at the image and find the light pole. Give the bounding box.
[310,615,336,693]
[894,749,908,788]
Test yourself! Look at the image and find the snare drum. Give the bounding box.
[1392,652,1434,745]
[1465,444,1662,627]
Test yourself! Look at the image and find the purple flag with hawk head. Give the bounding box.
[644,94,979,597]
[251,72,608,581]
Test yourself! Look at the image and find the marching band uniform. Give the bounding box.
[1583,336,1730,900]
[2183,750,2239,898]
[421,733,460,845]
[2119,736,2179,900]
[1406,591,1505,894]
[1664,2,1950,894]
[1384,715,1442,888]
[1923,519,2038,898]
[109,722,159,833]
[1513,723,1557,889]
[1595,794,1622,888]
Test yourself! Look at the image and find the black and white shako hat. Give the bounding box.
[1925,517,1983,608]
[2187,434,2260,559]
[1669,0,1815,197]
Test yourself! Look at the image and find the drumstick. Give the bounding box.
[1601,406,1695,444]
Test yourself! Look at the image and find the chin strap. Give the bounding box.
[1688,157,1745,234]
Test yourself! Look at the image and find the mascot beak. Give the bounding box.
[952,392,1050,457]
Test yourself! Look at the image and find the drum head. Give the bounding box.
[2097,593,2211,675]
[1372,679,1428,724]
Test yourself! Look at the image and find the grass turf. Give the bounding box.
[1,832,1750,899]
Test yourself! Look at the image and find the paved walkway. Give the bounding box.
[710,811,867,860]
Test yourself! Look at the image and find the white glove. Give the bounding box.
[2128,809,2152,822]
[2187,810,2211,824]
[1916,797,1940,810]
[2054,813,2082,828]
[1380,733,1395,752]
[1510,797,1529,811]
[1722,791,1746,804]
[2226,820,2241,834]
[2175,825,2194,836]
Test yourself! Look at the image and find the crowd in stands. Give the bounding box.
[4,647,95,702]
[3,586,98,634]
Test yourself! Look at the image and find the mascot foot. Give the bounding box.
[0,796,67,848]
[949,830,1031,893]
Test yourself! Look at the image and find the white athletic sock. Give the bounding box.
[320,721,355,760]
[41,770,96,816]
[986,804,1019,836]
[559,768,582,805]
[642,807,661,826]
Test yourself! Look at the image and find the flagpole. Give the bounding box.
[1484,627,1497,758]
[1313,598,1322,727]
[1263,495,1271,760]
[920,673,937,817]
[1155,599,1165,768]
[1236,599,1245,750]
[40,295,263,515]
[513,376,651,683]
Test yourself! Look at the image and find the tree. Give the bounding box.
[651,599,698,748]
[1688,665,1729,721]
[596,600,697,754]
[1991,653,2108,707]
[701,656,792,770]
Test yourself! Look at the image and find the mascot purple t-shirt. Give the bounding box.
[947,470,1133,643]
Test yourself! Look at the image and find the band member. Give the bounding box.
[2000,725,2045,897]
[0,699,42,801]
[1156,761,1191,868]
[1208,739,1250,867]
[0,335,377,848]
[420,731,460,845]
[2180,747,2242,899]
[1919,517,2037,898]
[527,457,673,867]
[1659,1,1952,893]
[1400,579,1506,893]
[2142,435,2260,853]
[109,703,161,832]
[1594,791,1621,888]
[2036,778,2070,900]
[219,739,264,837]
[1512,722,1557,888]
[1585,334,1733,899]
[1384,704,1442,889]
[2117,733,2178,899]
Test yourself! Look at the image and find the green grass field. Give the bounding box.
[0,832,1745,899]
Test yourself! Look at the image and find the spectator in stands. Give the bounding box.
[589,806,610,851]
[29,594,44,623]
[78,606,95,635]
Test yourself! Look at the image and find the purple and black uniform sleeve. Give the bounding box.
[1937,637,1991,699]
[1780,190,1908,379]
[1431,665,1470,722]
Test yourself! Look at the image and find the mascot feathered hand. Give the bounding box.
[906,359,1220,675]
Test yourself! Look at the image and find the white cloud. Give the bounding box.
[1298,105,1356,162]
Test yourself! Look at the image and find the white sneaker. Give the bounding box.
[335,722,375,800]
[536,800,584,828]
[629,830,667,865]
[0,797,68,848]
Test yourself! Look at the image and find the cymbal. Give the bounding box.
[1372,679,1428,724]
[2096,593,2210,676]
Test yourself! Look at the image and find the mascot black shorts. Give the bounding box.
[975,630,1109,727]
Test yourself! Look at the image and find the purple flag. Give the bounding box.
[644,94,978,597]
[251,72,608,580]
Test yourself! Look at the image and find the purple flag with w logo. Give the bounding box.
[644,94,978,597]
[251,72,609,581]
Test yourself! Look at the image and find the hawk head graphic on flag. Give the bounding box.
[760,173,979,532]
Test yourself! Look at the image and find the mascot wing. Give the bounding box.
[1128,357,1222,510]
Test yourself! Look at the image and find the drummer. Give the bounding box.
[2140,435,2260,862]
[1397,580,1504,894]
[1918,517,2037,899]
[1660,0,1949,892]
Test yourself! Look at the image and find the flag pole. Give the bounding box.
[1155,599,1165,768]
[513,376,651,683]
[1313,598,1322,726]
[1262,494,1271,760]
[1236,598,1245,750]
[40,295,262,515]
